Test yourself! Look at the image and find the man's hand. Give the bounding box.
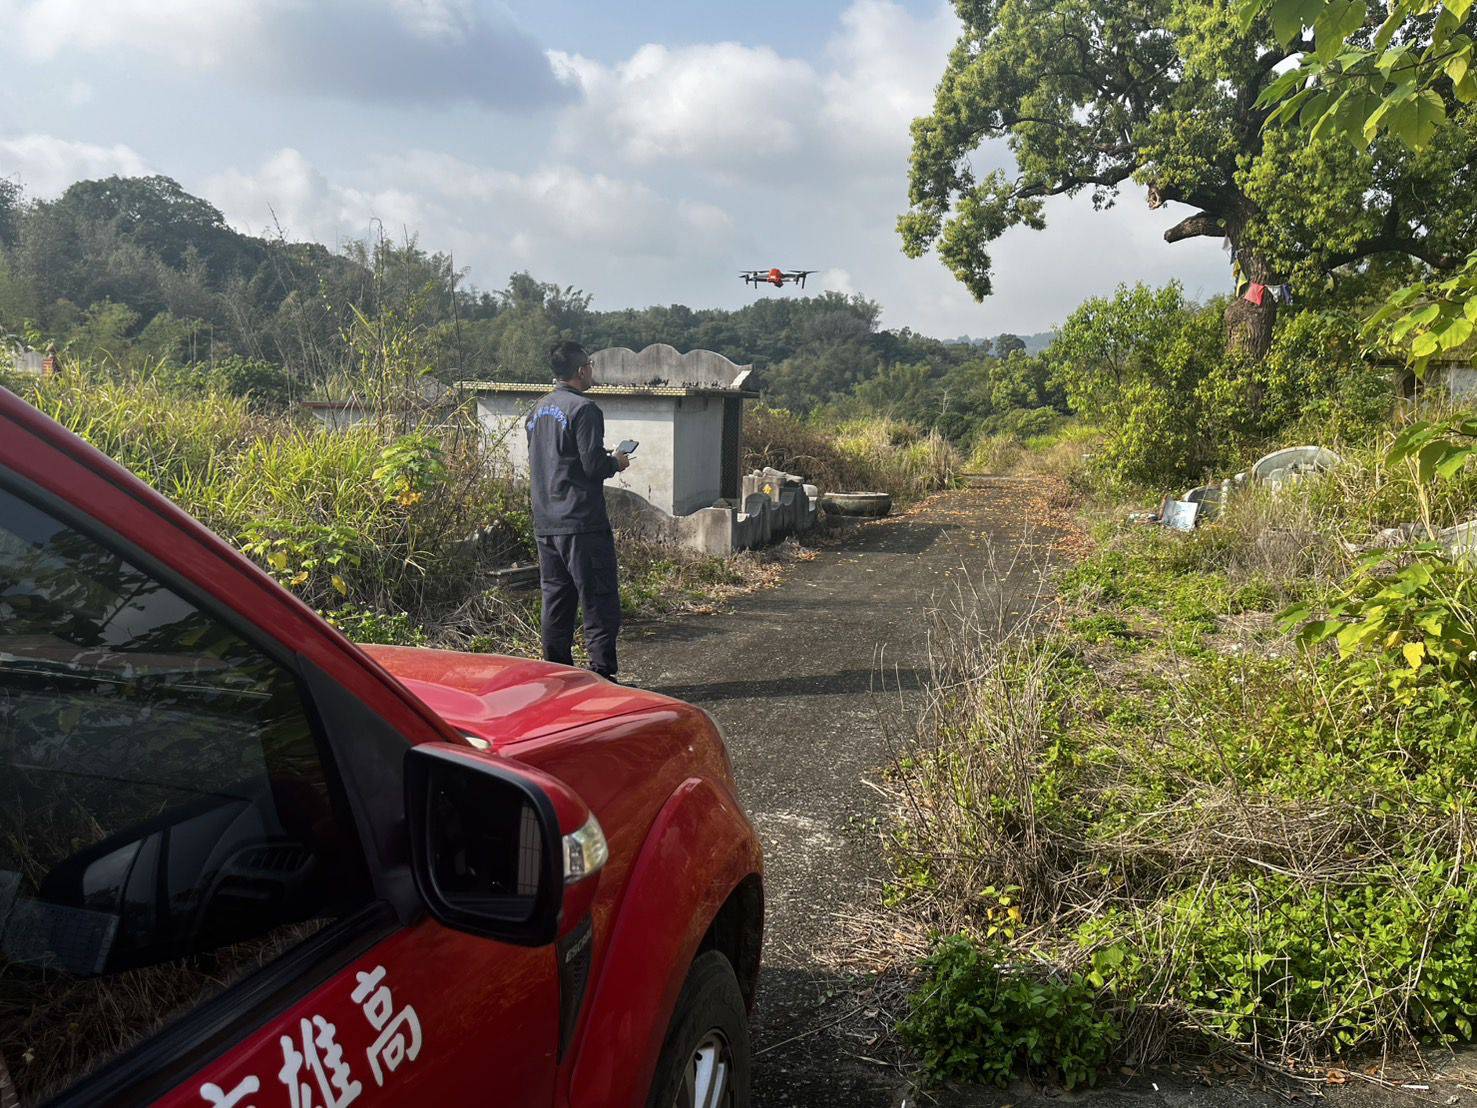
[613,450,631,472]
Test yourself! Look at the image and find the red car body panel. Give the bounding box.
[358,645,674,747]
[148,921,563,1108]
[567,778,764,1106]
[359,644,755,1102]
[0,388,764,1107]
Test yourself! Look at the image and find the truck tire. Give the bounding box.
[646,950,751,1108]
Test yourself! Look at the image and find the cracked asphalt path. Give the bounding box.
[622,486,1066,1106]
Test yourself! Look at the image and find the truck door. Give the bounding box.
[0,472,559,1107]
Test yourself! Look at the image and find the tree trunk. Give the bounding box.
[1224,245,1278,359]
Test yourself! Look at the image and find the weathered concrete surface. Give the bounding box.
[590,342,754,390]
[622,487,1070,1106]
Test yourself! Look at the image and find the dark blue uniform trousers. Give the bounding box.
[537,529,622,676]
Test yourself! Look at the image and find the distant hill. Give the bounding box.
[0,173,1063,436]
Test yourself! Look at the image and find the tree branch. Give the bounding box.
[1164,211,1225,243]
[1016,165,1136,200]
[1324,235,1455,270]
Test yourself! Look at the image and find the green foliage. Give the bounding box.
[1248,0,1476,151]
[899,0,1463,355]
[1245,0,1477,375]
[847,347,1066,443]
[323,607,429,647]
[1052,283,1222,485]
[902,934,1119,1089]
[891,461,1477,1063]
[146,356,294,407]
[22,364,511,614]
[1281,415,1477,706]
[0,177,19,249]
[1282,546,1477,702]
[743,406,958,501]
[1082,869,1477,1052]
[1369,257,1477,377]
[1052,285,1394,486]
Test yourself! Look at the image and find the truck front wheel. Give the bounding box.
[646,950,752,1108]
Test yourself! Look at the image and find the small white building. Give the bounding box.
[461,345,759,516]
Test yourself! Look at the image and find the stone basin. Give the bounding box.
[822,492,893,518]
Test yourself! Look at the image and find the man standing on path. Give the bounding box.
[527,340,632,681]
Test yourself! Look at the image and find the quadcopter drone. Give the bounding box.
[741,267,817,289]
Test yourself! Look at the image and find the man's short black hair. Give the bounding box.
[550,340,590,380]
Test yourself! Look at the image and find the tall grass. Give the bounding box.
[13,363,806,652]
[19,363,534,638]
[744,406,959,501]
[890,414,1477,1071]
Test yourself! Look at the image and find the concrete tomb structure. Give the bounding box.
[462,345,820,554]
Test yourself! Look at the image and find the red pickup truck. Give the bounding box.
[0,387,764,1108]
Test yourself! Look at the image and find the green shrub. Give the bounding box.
[890,482,1477,1065]
[998,406,1063,438]
[1051,283,1221,487]
[147,356,295,407]
[324,606,429,646]
[744,406,958,500]
[1051,287,1398,490]
[22,363,525,616]
[902,934,1119,1088]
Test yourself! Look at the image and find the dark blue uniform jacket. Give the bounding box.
[526,383,618,536]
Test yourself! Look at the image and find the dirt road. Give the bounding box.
[623,485,1069,1106]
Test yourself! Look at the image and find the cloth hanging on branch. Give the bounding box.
[1273,284,1294,305]
[1244,282,1267,305]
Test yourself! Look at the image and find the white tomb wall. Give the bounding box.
[476,391,724,517]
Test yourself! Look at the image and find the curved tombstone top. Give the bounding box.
[591,343,753,391]
[1252,445,1342,482]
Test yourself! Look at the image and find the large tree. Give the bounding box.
[899,0,1476,357]
[0,178,19,250]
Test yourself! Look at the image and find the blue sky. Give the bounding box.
[0,0,1229,338]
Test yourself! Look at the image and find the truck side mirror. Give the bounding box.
[404,744,566,947]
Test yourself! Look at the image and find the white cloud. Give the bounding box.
[820,267,857,296]
[206,149,426,247]
[552,1,957,178]
[552,42,818,168]
[821,0,959,160]
[201,148,734,290]
[0,0,569,108]
[0,134,150,197]
[378,150,733,253]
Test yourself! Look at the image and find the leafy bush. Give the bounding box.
[888,461,1477,1066]
[1051,286,1396,489]
[324,606,429,646]
[1051,283,1219,487]
[146,355,294,407]
[22,362,527,620]
[902,934,1119,1088]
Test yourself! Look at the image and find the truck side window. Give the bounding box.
[0,488,374,1104]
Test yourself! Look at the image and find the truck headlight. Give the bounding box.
[563,813,609,883]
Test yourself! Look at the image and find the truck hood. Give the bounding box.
[360,645,679,748]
